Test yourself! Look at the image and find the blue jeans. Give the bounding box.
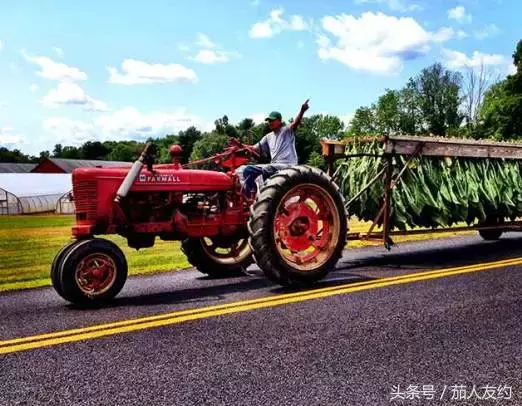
[242,164,291,197]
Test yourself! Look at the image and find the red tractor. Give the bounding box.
[51,140,348,306]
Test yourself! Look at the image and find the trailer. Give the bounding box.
[321,135,522,249]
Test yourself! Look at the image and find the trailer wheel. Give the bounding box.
[50,239,82,298]
[181,237,254,277]
[479,217,504,241]
[248,165,348,286]
[57,238,128,306]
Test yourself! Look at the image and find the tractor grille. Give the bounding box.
[74,180,97,220]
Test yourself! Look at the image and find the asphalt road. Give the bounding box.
[1,234,521,405]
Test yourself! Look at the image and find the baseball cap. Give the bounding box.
[265,111,282,121]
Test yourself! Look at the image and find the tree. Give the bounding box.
[398,86,422,134]
[107,143,142,161]
[312,114,344,140]
[214,115,239,138]
[307,151,326,171]
[479,39,522,140]
[461,62,500,135]
[347,106,378,136]
[0,147,35,163]
[375,90,402,135]
[408,63,464,135]
[189,132,230,170]
[80,141,110,160]
[237,118,256,143]
[178,126,202,163]
[59,146,82,159]
[52,144,63,157]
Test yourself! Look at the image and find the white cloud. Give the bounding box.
[42,117,96,146]
[29,84,39,92]
[448,6,472,24]
[188,49,240,64]
[354,0,423,12]
[340,112,355,127]
[21,49,87,81]
[0,40,3,52]
[195,33,217,49]
[94,107,206,139]
[186,33,240,64]
[457,30,468,39]
[508,64,517,75]
[41,82,108,112]
[52,47,64,58]
[107,59,197,84]
[249,113,267,124]
[249,8,309,38]
[317,12,450,75]
[0,126,24,146]
[474,24,499,39]
[442,49,509,70]
[178,44,190,52]
[431,27,454,43]
[42,107,213,146]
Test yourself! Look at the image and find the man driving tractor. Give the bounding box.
[242,98,310,197]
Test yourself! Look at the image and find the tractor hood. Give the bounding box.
[72,166,234,193]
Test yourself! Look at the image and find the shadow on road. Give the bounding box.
[69,234,522,310]
[336,234,522,271]
[96,273,376,310]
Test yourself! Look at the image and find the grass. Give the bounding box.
[0,214,474,292]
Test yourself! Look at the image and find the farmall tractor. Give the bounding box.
[51,140,348,306]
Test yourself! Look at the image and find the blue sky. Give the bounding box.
[0,0,519,155]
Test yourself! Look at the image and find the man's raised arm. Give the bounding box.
[290,99,310,130]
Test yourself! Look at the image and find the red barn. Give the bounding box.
[31,158,132,173]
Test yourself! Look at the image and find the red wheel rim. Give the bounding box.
[75,253,117,296]
[273,183,341,272]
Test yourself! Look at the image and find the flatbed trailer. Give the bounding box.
[321,135,522,249]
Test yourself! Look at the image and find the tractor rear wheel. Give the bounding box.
[248,165,348,286]
[56,238,128,306]
[181,237,254,277]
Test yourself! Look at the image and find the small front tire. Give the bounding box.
[51,239,82,298]
[57,238,128,306]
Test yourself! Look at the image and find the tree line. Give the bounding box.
[2,39,520,168]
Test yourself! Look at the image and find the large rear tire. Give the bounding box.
[56,238,128,306]
[181,237,254,277]
[248,165,348,286]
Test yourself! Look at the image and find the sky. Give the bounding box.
[0,0,519,155]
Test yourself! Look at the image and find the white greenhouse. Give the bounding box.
[0,174,73,215]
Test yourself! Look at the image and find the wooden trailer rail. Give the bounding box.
[320,135,522,249]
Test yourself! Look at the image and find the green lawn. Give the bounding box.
[0,215,190,292]
[0,214,473,292]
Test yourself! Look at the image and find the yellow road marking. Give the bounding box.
[1,256,521,355]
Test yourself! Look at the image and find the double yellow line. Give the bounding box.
[2,256,521,355]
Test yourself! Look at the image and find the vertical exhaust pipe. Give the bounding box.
[114,143,154,203]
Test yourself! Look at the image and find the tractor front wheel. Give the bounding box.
[54,238,128,306]
[248,165,348,286]
[182,237,254,277]
[50,239,83,298]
